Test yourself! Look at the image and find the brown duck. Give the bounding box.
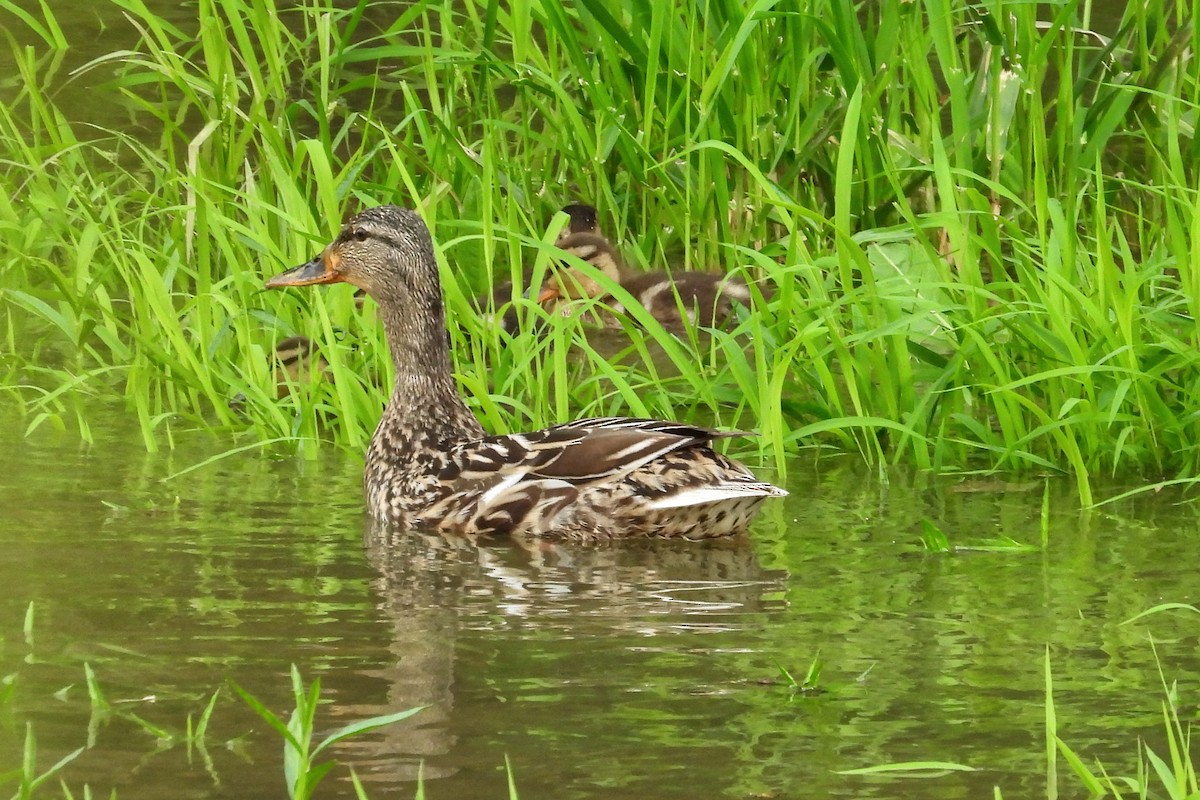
[265,205,786,539]
[271,335,329,398]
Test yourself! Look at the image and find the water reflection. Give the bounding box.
[2,415,1199,800]
[354,526,786,785]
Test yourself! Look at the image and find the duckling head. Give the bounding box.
[539,232,625,303]
[557,203,600,241]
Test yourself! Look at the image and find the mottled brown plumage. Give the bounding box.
[265,205,785,539]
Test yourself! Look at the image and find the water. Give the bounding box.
[1,410,1196,799]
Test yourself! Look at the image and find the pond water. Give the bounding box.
[1,410,1197,799]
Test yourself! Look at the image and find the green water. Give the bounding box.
[1,411,1196,799]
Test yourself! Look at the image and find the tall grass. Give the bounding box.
[1,0,1199,500]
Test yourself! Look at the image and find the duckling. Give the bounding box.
[541,205,759,330]
[265,205,785,539]
[227,334,329,409]
[540,230,627,318]
[268,288,368,397]
[473,279,523,333]
[619,269,756,329]
[475,204,609,333]
[272,335,330,398]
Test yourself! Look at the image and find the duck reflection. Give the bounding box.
[351,525,786,788]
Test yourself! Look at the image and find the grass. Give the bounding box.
[0,604,460,799]
[0,628,501,800]
[0,0,1199,502]
[1043,637,1199,800]
[0,660,482,800]
[230,666,425,800]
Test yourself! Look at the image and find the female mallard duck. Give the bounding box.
[265,205,785,540]
[543,204,759,329]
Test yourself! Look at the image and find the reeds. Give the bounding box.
[1,0,1198,499]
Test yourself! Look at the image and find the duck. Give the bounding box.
[473,278,523,334]
[542,204,760,330]
[227,334,328,409]
[271,335,329,398]
[267,289,368,398]
[265,205,786,540]
[471,203,607,333]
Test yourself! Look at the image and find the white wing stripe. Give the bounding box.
[647,484,787,509]
[478,471,527,508]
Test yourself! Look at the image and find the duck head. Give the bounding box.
[266,206,439,308]
[539,231,625,303]
[266,205,450,369]
[556,202,600,242]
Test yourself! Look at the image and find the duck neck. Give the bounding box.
[375,297,484,452]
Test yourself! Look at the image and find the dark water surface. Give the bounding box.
[1,412,1197,799]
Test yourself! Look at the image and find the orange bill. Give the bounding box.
[265,253,342,288]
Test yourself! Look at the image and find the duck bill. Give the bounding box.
[536,285,560,304]
[265,256,342,288]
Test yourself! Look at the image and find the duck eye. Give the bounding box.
[352,229,369,242]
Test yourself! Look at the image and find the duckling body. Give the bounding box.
[546,205,759,330]
[272,335,329,398]
[266,205,785,540]
[614,269,753,329]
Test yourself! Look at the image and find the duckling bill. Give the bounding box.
[266,205,785,540]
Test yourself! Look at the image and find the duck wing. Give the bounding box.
[444,417,738,483]
[429,417,770,536]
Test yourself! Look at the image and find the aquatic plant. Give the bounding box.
[841,626,1200,798]
[231,665,423,800]
[1,0,1198,503]
[0,653,502,800]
